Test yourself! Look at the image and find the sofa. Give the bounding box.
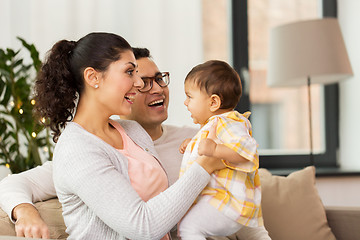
[1,166,360,240]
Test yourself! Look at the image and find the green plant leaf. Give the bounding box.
[12,58,23,69]
[0,79,5,94]
[0,69,11,81]
[30,140,42,166]
[1,132,13,142]
[0,85,12,105]
[5,48,16,58]
[17,37,41,72]
[9,142,18,153]
[0,37,52,173]
[12,154,25,173]
[0,115,14,129]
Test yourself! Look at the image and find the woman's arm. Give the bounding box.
[54,140,216,239]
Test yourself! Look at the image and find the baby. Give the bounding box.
[178,60,269,239]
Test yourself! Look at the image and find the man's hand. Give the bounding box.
[179,138,192,154]
[12,203,50,239]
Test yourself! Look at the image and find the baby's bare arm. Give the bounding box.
[198,138,249,164]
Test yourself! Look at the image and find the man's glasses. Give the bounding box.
[138,72,170,93]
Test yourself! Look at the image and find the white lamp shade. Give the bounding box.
[268,18,353,87]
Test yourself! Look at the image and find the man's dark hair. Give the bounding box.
[132,47,151,59]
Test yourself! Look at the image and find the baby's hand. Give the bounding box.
[179,138,192,154]
[198,138,217,156]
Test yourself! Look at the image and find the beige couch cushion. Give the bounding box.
[259,166,336,240]
[0,205,14,236]
[0,199,67,239]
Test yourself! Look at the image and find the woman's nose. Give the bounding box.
[134,74,144,89]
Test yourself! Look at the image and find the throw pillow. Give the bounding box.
[259,166,336,240]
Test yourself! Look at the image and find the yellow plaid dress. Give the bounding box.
[179,111,263,227]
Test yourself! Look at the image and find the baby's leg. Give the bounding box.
[178,201,242,240]
[235,225,271,240]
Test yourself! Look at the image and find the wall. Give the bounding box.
[0,168,10,181]
[338,0,360,169]
[314,0,360,207]
[316,176,360,207]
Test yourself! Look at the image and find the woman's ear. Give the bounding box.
[83,67,99,89]
[209,94,221,112]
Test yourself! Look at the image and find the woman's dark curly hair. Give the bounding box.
[34,32,132,142]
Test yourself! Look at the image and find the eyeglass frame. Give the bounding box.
[138,72,170,93]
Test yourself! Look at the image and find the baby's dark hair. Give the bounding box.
[185,60,242,109]
[34,32,132,142]
[132,47,151,59]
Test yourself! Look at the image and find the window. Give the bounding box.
[202,0,231,63]
[232,0,339,169]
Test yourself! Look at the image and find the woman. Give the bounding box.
[34,32,223,239]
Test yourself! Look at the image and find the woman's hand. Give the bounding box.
[195,155,225,174]
[13,203,50,239]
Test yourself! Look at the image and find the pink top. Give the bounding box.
[110,121,170,239]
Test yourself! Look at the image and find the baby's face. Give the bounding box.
[184,81,213,125]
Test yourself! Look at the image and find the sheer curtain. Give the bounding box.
[0,0,203,127]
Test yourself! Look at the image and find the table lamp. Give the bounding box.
[267,18,353,165]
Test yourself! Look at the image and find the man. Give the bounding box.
[122,48,197,186]
[0,48,269,239]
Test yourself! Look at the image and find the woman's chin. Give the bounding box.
[119,107,132,117]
